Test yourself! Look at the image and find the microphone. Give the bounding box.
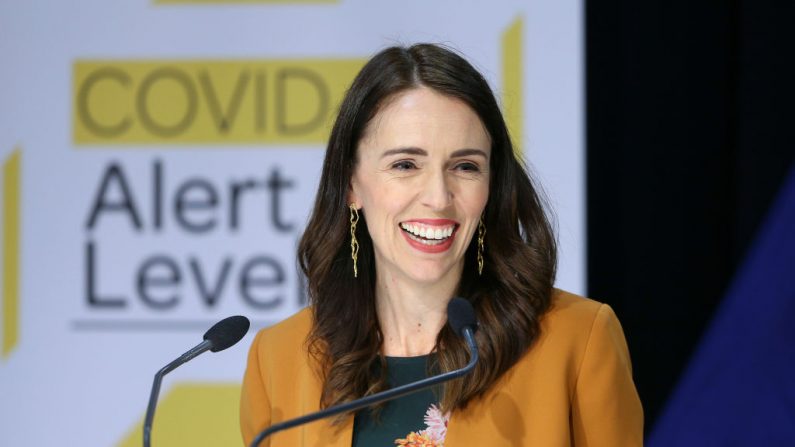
[249,297,479,447]
[446,295,478,339]
[143,315,250,447]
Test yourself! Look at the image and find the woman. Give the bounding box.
[241,44,643,446]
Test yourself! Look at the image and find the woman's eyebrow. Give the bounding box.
[379,147,489,159]
[380,147,427,158]
[450,148,489,159]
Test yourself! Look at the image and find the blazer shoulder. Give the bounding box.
[536,289,627,355]
[544,288,606,328]
[255,307,313,354]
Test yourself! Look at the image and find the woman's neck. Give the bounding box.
[375,270,459,357]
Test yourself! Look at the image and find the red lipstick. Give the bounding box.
[399,219,458,253]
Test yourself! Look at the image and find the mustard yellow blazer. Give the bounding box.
[240,290,644,446]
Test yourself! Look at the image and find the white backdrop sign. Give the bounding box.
[0,1,583,445]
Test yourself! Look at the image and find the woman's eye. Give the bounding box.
[455,162,480,172]
[392,160,417,171]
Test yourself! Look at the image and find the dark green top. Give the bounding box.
[351,355,448,447]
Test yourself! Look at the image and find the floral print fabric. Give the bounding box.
[394,404,450,446]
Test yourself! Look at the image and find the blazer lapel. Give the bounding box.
[444,407,483,446]
[311,416,353,447]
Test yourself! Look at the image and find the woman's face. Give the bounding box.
[350,87,490,286]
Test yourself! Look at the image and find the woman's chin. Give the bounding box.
[400,261,461,286]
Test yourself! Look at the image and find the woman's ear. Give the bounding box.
[348,176,360,209]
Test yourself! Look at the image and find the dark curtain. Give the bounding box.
[586,0,795,432]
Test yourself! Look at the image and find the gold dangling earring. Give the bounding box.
[477,216,486,275]
[349,204,360,278]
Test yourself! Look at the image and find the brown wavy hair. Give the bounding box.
[298,44,557,421]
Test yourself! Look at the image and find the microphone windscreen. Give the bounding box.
[447,297,478,337]
[204,315,250,352]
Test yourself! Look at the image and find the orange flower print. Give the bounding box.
[394,404,450,447]
[394,431,438,446]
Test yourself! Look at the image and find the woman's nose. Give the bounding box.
[420,171,453,210]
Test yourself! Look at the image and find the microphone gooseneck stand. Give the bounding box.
[143,315,250,447]
[143,340,213,447]
[250,325,479,447]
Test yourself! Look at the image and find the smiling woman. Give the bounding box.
[350,88,490,293]
[240,44,643,447]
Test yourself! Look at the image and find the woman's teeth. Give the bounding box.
[399,223,455,244]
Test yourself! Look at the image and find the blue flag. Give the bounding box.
[648,163,795,446]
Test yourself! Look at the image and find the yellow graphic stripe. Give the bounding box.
[73,59,364,145]
[2,148,20,359]
[502,16,523,159]
[119,383,242,446]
